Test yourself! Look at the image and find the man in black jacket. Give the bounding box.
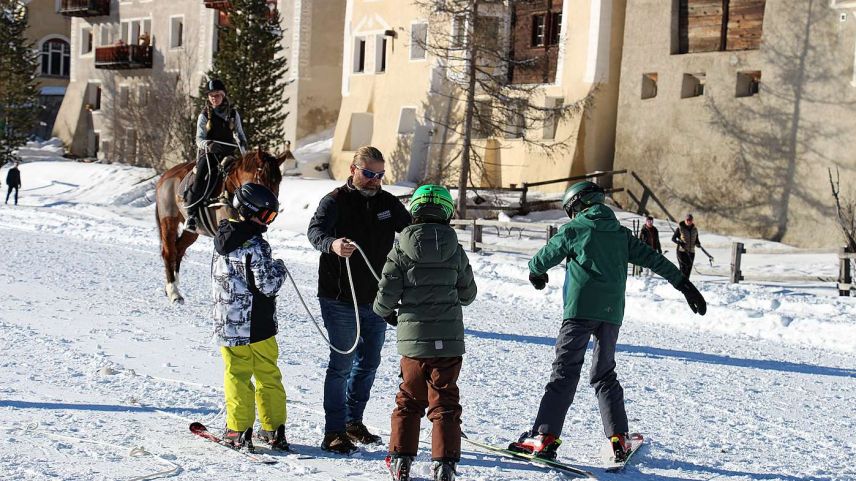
[6,162,21,205]
[307,146,411,454]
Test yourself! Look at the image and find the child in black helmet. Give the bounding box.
[211,182,289,451]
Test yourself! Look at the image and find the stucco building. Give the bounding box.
[613,0,856,248]
[330,0,629,191]
[24,0,72,140]
[52,0,344,167]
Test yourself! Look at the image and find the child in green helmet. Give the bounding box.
[373,185,478,481]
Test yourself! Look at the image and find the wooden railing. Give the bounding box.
[702,242,854,296]
[94,45,153,69]
[59,0,109,16]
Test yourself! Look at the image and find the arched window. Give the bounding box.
[41,39,70,77]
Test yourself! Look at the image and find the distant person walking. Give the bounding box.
[672,214,701,279]
[638,216,661,276]
[6,162,21,205]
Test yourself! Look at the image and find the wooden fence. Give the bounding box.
[711,242,853,296]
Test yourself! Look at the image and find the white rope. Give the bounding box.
[20,422,182,481]
[285,241,381,355]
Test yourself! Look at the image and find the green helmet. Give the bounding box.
[562,181,605,218]
[409,184,455,221]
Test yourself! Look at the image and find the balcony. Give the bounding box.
[59,0,110,17]
[203,0,232,9]
[94,45,153,70]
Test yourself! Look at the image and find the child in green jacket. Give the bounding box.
[509,181,707,463]
[373,185,477,481]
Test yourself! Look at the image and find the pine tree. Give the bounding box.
[206,0,288,151]
[0,1,40,165]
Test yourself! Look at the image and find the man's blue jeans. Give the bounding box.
[319,297,387,434]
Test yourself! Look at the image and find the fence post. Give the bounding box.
[547,224,557,241]
[730,242,745,283]
[472,219,482,253]
[631,219,642,276]
[839,246,852,297]
[520,183,529,213]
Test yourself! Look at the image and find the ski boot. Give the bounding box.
[346,421,383,445]
[432,460,457,481]
[508,429,562,460]
[223,426,254,451]
[385,454,414,481]
[257,424,289,451]
[609,433,632,462]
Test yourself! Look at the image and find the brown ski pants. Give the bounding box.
[388,356,463,461]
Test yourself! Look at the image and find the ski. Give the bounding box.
[189,422,277,464]
[462,437,597,479]
[602,433,644,472]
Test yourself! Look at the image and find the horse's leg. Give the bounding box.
[174,229,199,299]
[160,217,185,304]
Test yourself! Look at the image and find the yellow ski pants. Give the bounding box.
[220,336,287,432]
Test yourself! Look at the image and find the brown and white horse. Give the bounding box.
[155,149,285,303]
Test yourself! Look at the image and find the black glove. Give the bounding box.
[384,312,398,326]
[677,279,707,315]
[529,272,548,290]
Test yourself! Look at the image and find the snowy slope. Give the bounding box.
[0,161,854,481]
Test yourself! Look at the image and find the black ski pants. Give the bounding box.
[532,318,628,438]
[677,251,695,279]
[188,150,225,214]
[6,185,19,205]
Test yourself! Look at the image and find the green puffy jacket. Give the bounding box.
[373,222,477,358]
[529,204,684,325]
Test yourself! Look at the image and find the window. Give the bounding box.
[531,14,546,47]
[398,108,417,135]
[675,0,766,54]
[505,99,528,139]
[376,36,387,73]
[353,37,366,73]
[472,101,493,139]
[681,73,705,98]
[736,70,761,97]
[119,85,130,108]
[170,16,184,49]
[548,12,562,45]
[410,23,427,60]
[100,26,111,46]
[641,73,658,100]
[121,19,152,46]
[542,97,563,140]
[86,82,101,111]
[81,28,93,55]
[452,15,467,49]
[137,84,149,106]
[41,39,70,77]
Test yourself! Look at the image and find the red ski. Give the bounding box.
[189,422,277,464]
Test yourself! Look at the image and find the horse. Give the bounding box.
[155,148,286,304]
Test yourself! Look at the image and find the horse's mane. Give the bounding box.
[235,150,282,186]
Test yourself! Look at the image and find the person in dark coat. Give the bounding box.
[638,216,661,254]
[374,185,477,481]
[5,162,21,205]
[672,214,702,279]
[307,145,411,455]
[185,79,248,233]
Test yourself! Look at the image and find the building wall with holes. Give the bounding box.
[613,0,856,248]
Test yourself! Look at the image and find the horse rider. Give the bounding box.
[185,79,248,233]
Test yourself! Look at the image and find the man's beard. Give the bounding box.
[358,187,379,197]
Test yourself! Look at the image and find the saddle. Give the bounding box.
[179,155,239,209]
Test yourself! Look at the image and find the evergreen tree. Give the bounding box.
[207,0,288,151]
[0,1,39,165]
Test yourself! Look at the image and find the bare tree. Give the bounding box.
[828,167,856,253]
[105,49,198,172]
[413,0,592,218]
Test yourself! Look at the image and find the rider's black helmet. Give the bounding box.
[206,79,227,94]
[232,183,280,224]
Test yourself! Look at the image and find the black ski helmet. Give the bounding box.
[206,79,227,94]
[232,183,280,224]
[562,181,605,218]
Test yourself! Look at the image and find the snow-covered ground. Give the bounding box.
[0,159,854,481]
